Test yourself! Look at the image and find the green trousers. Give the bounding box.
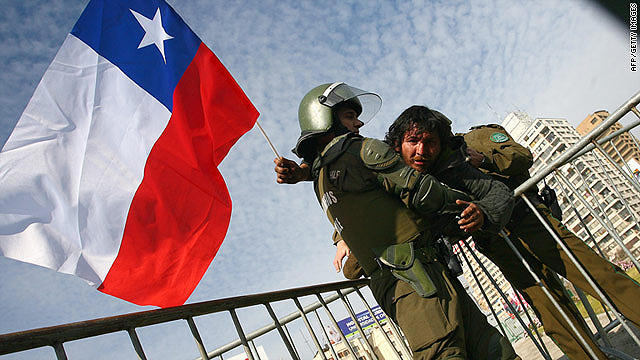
[373,260,520,359]
[483,204,640,359]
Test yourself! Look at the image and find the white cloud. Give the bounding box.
[1,0,639,359]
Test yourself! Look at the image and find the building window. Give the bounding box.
[593,181,603,192]
[546,132,556,143]
[584,214,594,223]
[619,209,630,220]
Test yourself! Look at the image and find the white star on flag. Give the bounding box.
[130,8,174,63]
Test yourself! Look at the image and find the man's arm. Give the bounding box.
[466,147,485,168]
[457,162,514,233]
[333,239,366,279]
[333,238,350,272]
[456,199,485,233]
[360,138,471,216]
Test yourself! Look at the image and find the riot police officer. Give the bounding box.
[291,83,519,359]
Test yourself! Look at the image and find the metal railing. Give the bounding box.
[0,278,407,360]
[492,91,640,359]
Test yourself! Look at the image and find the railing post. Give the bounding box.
[592,140,640,195]
[457,241,508,338]
[513,289,547,343]
[548,271,596,340]
[283,323,301,359]
[312,309,340,360]
[570,160,617,232]
[557,170,640,271]
[187,316,209,360]
[353,287,405,360]
[544,173,616,335]
[459,238,552,359]
[264,303,300,360]
[316,293,359,359]
[52,342,68,360]
[590,141,640,232]
[609,139,640,190]
[520,194,640,351]
[375,306,411,354]
[228,309,255,360]
[573,287,612,347]
[337,290,378,360]
[552,172,610,260]
[249,340,261,360]
[292,297,327,360]
[127,328,148,360]
[499,225,602,358]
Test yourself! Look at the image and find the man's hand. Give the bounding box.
[274,157,310,184]
[466,148,484,169]
[333,240,351,272]
[456,200,485,233]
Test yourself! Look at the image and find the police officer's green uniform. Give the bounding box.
[293,83,519,359]
[314,134,516,360]
[465,124,640,360]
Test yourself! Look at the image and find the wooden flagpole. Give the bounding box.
[255,120,281,159]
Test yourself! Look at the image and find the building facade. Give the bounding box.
[312,307,412,360]
[576,110,640,165]
[502,112,640,260]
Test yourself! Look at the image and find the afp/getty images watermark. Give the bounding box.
[632,3,638,71]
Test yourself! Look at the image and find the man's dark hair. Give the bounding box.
[384,105,452,149]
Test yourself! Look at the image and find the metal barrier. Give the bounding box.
[474,91,640,359]
[0,278,414,360]
[0,279,381,359]
[1,93,640,359]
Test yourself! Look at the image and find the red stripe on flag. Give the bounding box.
[98,43,258,307]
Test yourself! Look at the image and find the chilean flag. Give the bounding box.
[0,0,259,307]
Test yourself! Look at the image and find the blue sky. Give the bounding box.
[0,0,639,359]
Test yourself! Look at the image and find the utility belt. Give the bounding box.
[372,236,463,298]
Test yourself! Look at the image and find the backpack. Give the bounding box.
[463,124,563,220]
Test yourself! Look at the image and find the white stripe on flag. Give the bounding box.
[0,34,170,285]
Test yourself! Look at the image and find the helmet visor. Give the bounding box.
[318,82,382,124]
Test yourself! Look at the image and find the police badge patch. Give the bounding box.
[490,132,509,143]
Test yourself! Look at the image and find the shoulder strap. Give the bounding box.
[312,133,362,178]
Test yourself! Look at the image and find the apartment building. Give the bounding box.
[502,112,640,260]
